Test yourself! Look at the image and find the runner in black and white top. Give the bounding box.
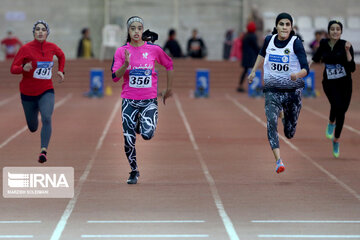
[248,12,309,174]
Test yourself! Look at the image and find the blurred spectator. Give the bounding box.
[1,30,22,60]
[77,28,94,58]
[223,29,234,60]
[247,4,264,44]
[187,29,207,58]
[230,32,244,61]
[163,29,184,58]
[309,30,326,56]
[237,22,259,92]
[293,25,303,42]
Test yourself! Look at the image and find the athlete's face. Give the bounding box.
[34,23,48,42]
[128,22,143,42]
[328,23,342,41]
[276,19,292,40]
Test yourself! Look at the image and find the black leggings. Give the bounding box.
[122,98,158,171]
[239,67,250,86]
[322,79,352,139]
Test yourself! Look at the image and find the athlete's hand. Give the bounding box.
[162,88,173,105]
[345,41,352,51]
[124,49,130,66]
[290,73,297,81]
[57,71,65,83]
[248,71,255,84]
[23,62,32,72]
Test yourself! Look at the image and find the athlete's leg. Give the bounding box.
[139,98,158,141]
[333,81,352,140]
[21,99,39,132]
[283,90,302,139]
[122,99,140,171]
[38,91,55,149]
[265,92,282,151]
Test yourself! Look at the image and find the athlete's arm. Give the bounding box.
[248,55,264,83]
[162,70,173,105]
[290,68,308,81]
[115,49,129,79]
[54,45,65,83]
[10,47,26,74]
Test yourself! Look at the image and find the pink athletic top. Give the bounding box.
[112,42,173,100]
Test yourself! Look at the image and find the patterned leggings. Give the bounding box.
[265,90,302,149]
[122,98,158,171]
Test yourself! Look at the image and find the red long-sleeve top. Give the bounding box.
[10,39,65,96]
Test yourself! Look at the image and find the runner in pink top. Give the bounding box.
[111,16,174,184]
[112,41,173,100]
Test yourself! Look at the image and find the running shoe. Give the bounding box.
[38,151,47,163]
[127,170,140,184]
[275,159,285,174]
[326,123,335,140]
[332,141,340,158]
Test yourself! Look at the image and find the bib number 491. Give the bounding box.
[33,61,53,80]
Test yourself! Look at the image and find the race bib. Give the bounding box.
[269,54,290,72]
[33,61,54,80]
[325,64,346,79]
[129,69,152,88]
[6,45,16,54]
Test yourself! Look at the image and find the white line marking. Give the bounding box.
[303,105,360,135]
[0,236,33,239]
[0,93,73,149]
[174,94,240,240]
[81,235,208,238]
[0,221,41,224]
[226,94,360,201]
[0,93,18,107]
[50,98,122,240]
[258,235,360,238]
[87,220,205,223]
[252,220,360,223]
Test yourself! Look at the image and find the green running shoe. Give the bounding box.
[332,141,340,158]
[326,123,335,140]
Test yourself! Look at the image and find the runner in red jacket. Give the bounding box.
[1,30,22,60]
[10,20,65,163]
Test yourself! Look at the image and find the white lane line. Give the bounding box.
[81,235,209,238]
[252,220,360,223]
[303,105,360,135]
[50,98,122,240]
[0,236,33,239]
[226,94,360,201]
[0,93,18,107]
[0,93,73,149]
[87,220,205,223]
[258,235,360,238]
[0,221,41,223]
[174,94,240,240]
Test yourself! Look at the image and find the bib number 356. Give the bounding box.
[129,69,152,88]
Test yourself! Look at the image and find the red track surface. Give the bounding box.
[0,59,359,239]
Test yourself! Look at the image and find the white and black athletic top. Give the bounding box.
[260,34,308,92]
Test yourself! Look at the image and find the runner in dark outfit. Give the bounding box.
[309,20,356,158]
[248,13,309,173]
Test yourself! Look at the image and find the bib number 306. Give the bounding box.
[271,63,289,72]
